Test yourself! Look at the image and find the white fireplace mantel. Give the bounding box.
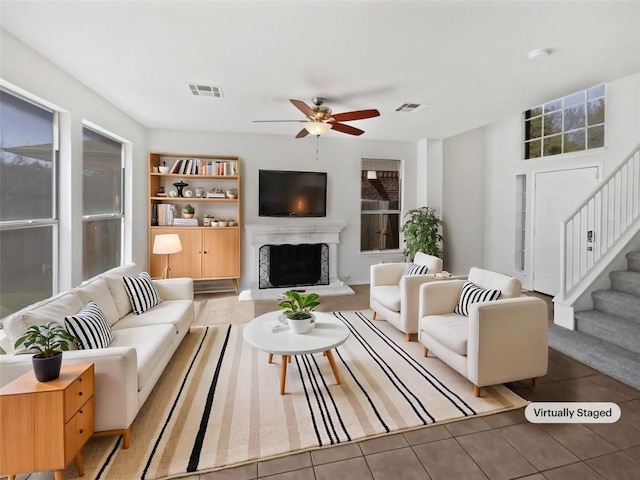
[241,222,352,300]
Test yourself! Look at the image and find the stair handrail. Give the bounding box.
[559,141,640,302]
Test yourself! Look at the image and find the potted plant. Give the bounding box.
[278,290,320,334]
[14,322,76,382]
[401,206,443,261]
[182,203,195,219]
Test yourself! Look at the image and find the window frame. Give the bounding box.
[81,122,126,280]
[360,158,403,254]
[0,88,60,310]
[522,84,606,161]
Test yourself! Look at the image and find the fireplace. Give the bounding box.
[259,243,329,288]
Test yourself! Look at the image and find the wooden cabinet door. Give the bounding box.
[202,228,240,278]
[150,229,202,278]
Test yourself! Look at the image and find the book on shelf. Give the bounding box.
[206,193,226,198]
[156,204,177,226]
[173,218,199,226]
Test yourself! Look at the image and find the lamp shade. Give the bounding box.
[153,234,182,255]
[305,121,331,136]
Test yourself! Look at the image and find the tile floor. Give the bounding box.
[11,286,640,480]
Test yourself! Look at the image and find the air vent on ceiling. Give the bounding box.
[188,84,223,98]
[395,103,427,113]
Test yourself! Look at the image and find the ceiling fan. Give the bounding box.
[254,97,380,138]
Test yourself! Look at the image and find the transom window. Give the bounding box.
[524,84,605,160]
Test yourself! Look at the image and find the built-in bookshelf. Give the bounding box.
[148,152,241,293]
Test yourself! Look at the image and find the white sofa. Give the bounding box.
[418,267,548,396]
[370,252,444,340]
[0,264,194,448]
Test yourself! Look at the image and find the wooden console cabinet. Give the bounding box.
[0,363,95,480]
[148,152,241,292]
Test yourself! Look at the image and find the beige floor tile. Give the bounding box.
[314,457,374,480]
[586,451,640,480]
[259,466,315,480]
[445,416,492,437]
[310,443,363,466]
[257,452,312,478]
[403,425,452,445]
[359,432,409,455]
[201,462,257,479]
[539,423,617,460]
[541,462,605,480]
[413,438,488,480]
[365,447,430,480]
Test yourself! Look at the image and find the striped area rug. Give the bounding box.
[68,311,527,479]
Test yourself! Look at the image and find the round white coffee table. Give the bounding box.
[243,311,350,395]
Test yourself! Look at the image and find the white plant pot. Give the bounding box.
[287,315,313,334]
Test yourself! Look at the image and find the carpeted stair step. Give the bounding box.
[548,324,640,390]
[628,251,640,273]
[575,310,640,354]
[610,270,640,296]
[592,289,640,323]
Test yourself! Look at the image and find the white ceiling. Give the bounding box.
[1,1,639,142]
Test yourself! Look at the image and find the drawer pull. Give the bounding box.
[79,409,83,414]
[79,429,84,434]
[78,392,83,396]
[78,378,83,382]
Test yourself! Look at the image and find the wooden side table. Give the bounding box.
[0,363,95,480]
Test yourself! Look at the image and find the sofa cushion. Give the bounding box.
[413,252,443,272]
[64,301,114,349]
[398,262,429,287]
[123,272,162,315]
[4,291,84,345]
[454,281,501,316]
[104,274,133,318]
[112,299,193,336]
[74,278,120,326]
[110,324,175,391]
[468,267,522,298]
[371,285,401,312]
[422,314,469,355]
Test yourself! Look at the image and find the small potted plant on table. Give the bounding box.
[14,322,76,382]
[278,290,320,334]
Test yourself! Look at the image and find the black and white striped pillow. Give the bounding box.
[398,262,429,286]
[454,281,501,316]
[65,301,113,349]
[122,272,162,314]
[404,262,430,276]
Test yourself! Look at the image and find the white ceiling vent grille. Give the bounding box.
[188,84,223,98]
[395,103,427,113]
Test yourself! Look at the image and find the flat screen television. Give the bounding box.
[259,169,327,217]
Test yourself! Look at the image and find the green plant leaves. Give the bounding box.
[277,290,320,319]
[401,206,443,261]
[14,322,75,358]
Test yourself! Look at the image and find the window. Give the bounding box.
[524,84,605,160]
[82,126,124,280]
[0,90,58,317]
[361,159,401,252]
[515,174,527,271]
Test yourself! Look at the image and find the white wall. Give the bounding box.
[1,29,147,290]
[146,130,417,289]
[443,72,640,288]
[441,127,486,276]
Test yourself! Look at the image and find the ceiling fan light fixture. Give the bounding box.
[305,121,331,136]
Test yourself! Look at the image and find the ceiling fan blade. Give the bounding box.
[331,109,380,122]
[252,120,307,123]
[290,99,315,119]
[331,122,364,136]
[295,128,310,138]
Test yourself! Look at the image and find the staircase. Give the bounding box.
[549,251,640,389]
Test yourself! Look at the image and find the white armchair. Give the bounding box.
[370,252,443,341]
[418,267,548,396]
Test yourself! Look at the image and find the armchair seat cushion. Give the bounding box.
[371,285,401,312]
[422,314,468,355]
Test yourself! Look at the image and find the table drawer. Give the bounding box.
[64,365,94,422]
[64,396,94,464]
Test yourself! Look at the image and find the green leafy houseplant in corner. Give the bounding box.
[401,206,443,261]
[278,291,320,334]
[14,322,76,382]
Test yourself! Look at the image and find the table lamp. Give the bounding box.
[152,234,182,279]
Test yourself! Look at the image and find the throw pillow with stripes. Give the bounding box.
[64,301,114,349]
[454,281,502,316]
[398,262,429,287]
[122,271,162,315]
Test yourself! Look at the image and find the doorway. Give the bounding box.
[532,166,599,296]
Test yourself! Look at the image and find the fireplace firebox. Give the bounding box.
[259,243,329,289]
